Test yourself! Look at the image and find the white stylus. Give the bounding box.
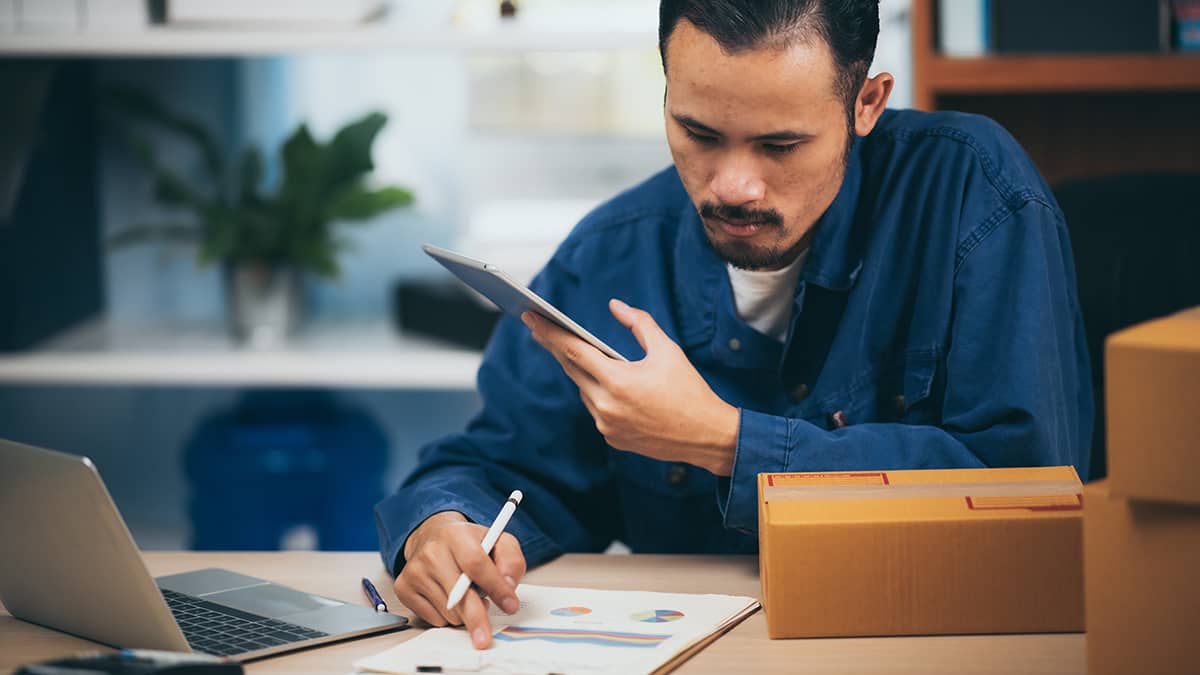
[445,490,524,610]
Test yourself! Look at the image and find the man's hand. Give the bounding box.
[522,298,740,476]
[393,511,526,649]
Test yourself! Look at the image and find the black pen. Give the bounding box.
[362,577,388,612]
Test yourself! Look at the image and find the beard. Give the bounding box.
[700,132,854,271]
[699,202,798,271]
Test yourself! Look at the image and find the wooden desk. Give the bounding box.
[0,553,1084,674]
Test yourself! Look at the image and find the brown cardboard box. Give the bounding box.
[758,466,1084,638]
[1084,480,1200,675]
[1105,306,1200,505]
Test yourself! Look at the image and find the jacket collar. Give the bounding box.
[671,138,866,350]
[801,138,865,292]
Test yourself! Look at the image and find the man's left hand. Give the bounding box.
[522,298,739,476]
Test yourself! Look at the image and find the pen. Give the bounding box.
[445,489,523,610]
[362,577,388,612]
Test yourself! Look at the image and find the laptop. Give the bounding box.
[0,438,408,660]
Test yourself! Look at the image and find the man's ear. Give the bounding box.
[854,72,894,137]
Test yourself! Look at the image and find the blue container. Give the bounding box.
[185,391,388,551]
[1180,17,1200,51]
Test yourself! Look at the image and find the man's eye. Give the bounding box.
[763,142,799,155]
[684,128,717,144]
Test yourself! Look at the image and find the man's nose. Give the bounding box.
[710,158,766,205]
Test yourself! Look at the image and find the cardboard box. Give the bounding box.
[1105,306,1200,505]
[758,466,1084,638]
[1084,480,1200,675]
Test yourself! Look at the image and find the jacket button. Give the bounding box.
[727,338,741,352]
[789,382,810,402]
[666,464,688,486]
[829,410,849,429]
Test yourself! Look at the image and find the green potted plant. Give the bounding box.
[105,86,414,345]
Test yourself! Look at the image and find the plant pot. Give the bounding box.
[224,261,303,346]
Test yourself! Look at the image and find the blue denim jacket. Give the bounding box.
[375,109,1093,573]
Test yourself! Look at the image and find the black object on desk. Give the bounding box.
[16,650,243,675]
[393,277,500,350]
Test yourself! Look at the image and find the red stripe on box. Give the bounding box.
[965,494,1083,512]
[766,472,889,487]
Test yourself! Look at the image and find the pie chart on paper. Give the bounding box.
[630,609,685,623]
[551,606,593,617]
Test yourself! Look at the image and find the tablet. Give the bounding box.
[423,244,629,361]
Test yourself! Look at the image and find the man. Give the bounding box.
[376,0,1093,649]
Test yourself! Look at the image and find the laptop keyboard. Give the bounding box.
[162,588,329,657]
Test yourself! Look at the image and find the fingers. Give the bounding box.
[609,298,669,354]
[393,576,447,627]
[491,533,527,588]
[393,519,527,651]
[457,589,495,649]
[454,535,526,650]
[448,534,522,616]
[413,544,467,625]
[522,312,612,383]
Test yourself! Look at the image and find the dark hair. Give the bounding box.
[658,0,879,126]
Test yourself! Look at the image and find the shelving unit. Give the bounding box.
[0,25,657,57]
[911,0,1200,184]
[917,52,1200,101]
[0,317,482,389]
[0,14,658,390]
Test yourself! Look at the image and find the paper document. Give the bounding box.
[354,584,759,675]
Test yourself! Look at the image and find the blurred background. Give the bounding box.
[0,0,1197,552]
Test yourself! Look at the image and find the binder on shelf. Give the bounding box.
[990,0,1163,54]
[1176,0,1200,50]
[937,0,988,57]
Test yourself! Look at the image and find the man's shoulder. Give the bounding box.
[869,108,1053,205]
[554,166,690,264]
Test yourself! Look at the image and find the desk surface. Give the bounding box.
[0,553,1084,675]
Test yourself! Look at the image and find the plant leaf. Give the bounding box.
[196,204,248,265]
[278,124,322,232]
[325,185,414,221]
[119,130,161,173]
[288,235,341,278]
[238,146,264,205]
[281,124,320,187]
[153,170,212,212]
[101,84,224,180]
[322,111,388,191]
[107,223,202,248]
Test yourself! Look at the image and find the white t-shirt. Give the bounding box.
[726,250,808,342]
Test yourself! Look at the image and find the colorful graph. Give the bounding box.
[630,609,685,623]
[494,626,669,648]
[550,606,593,617]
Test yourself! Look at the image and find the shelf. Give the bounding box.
[0,25,658,57]
[0,317,483,389]
[923,53,1200,97]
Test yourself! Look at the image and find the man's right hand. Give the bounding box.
[393,511,527,649]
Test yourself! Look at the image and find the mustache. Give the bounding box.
[699,202,784,228]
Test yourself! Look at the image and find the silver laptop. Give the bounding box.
[0,438,408,661]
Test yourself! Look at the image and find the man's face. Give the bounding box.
[663,20,853,271]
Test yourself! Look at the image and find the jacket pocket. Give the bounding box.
[801,351,940,429]
[610,449,723,553]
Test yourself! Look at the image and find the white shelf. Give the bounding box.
[0,25,658,56]
[0,317,483,389]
